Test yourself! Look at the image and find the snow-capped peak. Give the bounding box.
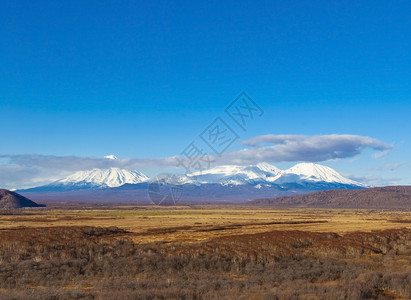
[55,167,149,188]
[273,162,362,186]
[104,154,118,160]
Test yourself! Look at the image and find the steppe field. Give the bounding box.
[0,206,410,299]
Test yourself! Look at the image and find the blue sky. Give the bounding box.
[0,0,410,189]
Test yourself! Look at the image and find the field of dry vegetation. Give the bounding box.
[0,206,410,299]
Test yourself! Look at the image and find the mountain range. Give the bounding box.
[18,162,364,204]
[190,162,362,188]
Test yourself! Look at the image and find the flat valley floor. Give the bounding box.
[0,206,410,299]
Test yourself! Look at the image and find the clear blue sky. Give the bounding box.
[0,0,410,188]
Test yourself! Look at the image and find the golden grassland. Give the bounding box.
[0,206,410,299]
[0,206,410,243]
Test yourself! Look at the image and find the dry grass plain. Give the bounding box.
[0,206,410,243]
[0,206,410,299]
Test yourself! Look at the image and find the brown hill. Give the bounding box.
[250,186,411,209]
[0,189,45,209]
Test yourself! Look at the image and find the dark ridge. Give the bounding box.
[0,189,46,209]
[249,186,411,209]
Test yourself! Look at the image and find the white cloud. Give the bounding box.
[373,150,390,159]
[370,162,408,171]
[348,174,403,187]
[226,134,392,164]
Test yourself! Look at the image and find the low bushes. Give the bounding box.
[0,227,409,299]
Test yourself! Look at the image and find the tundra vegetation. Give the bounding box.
[0,207,409,299]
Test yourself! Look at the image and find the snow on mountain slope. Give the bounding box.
[188,162,281,185]
[272,163,363,186]
[254,162,281,175]
[19,162,364,195]
[187,162,362,187]
[104,154,118,160]
[54,168,149,188]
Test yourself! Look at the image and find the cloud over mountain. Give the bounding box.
[235,134,392,163]
[0,134,392,189]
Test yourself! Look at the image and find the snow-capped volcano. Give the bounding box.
[29,168,149,191]
[272,163,362,186]
[58,168,149,187]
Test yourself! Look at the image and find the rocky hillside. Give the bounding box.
[250,186,411,209]
[0,189,45,209]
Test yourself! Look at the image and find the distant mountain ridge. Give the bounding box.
[249,186,411,209]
